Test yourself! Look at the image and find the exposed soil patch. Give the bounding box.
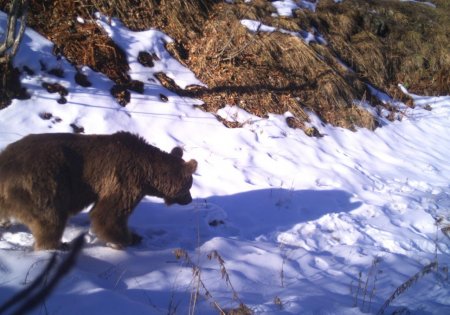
[39,112,53,120]
[110,85,130,107]
[42,82,68,96]
[75,71,92,88]
[42,81,69,104]
[39,112,62,124]
[137,51,155,68]
[159,94,169,102]
[70,123,84,134]
[48,67,64,78]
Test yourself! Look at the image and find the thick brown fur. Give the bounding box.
[0,132,197,250]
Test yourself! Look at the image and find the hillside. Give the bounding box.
[1,0,449,132]
[0,1,450,315]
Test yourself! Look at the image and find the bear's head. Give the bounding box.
[157,147,197,206]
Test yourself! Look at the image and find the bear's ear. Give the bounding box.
[184,159,198,175]
[170,147,183,158]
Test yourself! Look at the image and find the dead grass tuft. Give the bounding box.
[174,248,253,315]
[225,303,253,315]
[376,261,438,315]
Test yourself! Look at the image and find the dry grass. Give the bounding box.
[311,0,450,96]
[182,2,377,131]
[25,0,130,84]
[174,248,253,315]
[376,261,438,315]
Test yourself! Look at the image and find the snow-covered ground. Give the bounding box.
[1,4,449,315]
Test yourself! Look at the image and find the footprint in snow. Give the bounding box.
[313,257,329,270]
[200,203,240,237]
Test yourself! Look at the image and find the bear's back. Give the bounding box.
[0,132,147,188]
[0,133,96,178]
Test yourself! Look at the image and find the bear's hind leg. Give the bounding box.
[29,218,67,251]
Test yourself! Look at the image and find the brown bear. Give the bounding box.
[0,131,197,250]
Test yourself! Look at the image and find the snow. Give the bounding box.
[240,19,326,45]
[270,0,438,17]
[271,1,319,16]
[1,7,450,315]
[400,0,437,8]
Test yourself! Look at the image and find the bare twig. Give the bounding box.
[0,0,28,64]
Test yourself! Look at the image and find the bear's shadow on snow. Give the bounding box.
[200,188,362,237]
[130,188,363,250]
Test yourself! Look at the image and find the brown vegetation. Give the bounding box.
[310,0,450,96]
[1,0,448,132]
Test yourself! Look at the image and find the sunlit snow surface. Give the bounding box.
[1,6,449,315]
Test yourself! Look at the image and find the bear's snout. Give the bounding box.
[165,193,192,206]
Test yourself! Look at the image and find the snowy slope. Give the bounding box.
[1,7,449,315]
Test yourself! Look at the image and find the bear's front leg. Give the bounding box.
[89,196,142,249]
